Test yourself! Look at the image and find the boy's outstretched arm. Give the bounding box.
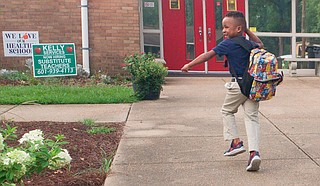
[245,28,264,49]
[181,50,216,72]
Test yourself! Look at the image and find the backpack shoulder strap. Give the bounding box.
[231,37,252,52]
[228,37,252,78]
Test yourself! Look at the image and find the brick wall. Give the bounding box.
[0,0,140,76]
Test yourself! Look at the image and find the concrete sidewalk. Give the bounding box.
[0,104,131,123]
[105,77,320,186]
[1,77,320,185]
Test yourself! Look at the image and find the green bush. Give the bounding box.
[0,71,31,82]
[123,53,168,100]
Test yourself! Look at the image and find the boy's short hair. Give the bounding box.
[225,11,246,28]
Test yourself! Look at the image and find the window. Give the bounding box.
[141,0,163,58]
[185,0,194,60]
[227,0,237,11]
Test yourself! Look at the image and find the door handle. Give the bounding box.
[208,28,212,42]
[198,26,202,42]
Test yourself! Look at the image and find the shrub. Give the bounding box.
[123,53,168,100]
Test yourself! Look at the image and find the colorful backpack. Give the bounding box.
[247,48,283,101]
[230,37,283,102]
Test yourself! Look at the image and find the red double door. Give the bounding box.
[162,0,245,72]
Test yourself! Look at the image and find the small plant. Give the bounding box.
[81,119,116,135]
[0,69,40,85]
[282,60,289,69]
[100,149,113,173]
[86,127,116,135]
[0,70,29,82]
[0,121,71,186]
[123,53,168,100]
[82,118,95,127]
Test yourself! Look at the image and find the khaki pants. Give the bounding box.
[221,82,260,152]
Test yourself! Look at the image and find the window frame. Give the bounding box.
[245,0,320,59]
[139,0,164,59]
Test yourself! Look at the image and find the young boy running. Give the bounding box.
[181,11,264,171]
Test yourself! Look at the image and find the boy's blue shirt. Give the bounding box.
[212,36,259,77]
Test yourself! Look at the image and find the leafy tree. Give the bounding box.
[249,0,291,33]
[296,0,320,34]
[304,0,320,43]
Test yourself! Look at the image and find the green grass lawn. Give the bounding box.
[0,85,138,104]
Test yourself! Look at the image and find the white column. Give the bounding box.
[245,0,249,27]
[291,0,297,59]
[202,0,208,73]
[159,0,164,59]
[81,0,90,75]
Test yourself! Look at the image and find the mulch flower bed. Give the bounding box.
[1,75,127,185]
[2,121,124,186]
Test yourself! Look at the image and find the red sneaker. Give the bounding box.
[246,151,261,171]
[224,140,246,156]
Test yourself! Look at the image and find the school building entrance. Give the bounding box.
[141,0,245,73]
[141,0,320,75]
